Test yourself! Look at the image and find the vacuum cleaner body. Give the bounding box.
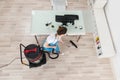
[20,36,59,68]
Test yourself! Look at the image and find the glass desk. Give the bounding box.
[31,10,86,36]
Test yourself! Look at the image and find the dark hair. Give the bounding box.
[57,26,67,35]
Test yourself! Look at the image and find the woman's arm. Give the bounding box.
[59,38,64,44]
[43,41,56,48]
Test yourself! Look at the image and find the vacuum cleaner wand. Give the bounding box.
[35,35,40,47]
[69,40,78,48]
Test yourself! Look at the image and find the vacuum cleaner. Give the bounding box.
[20,35,59,68]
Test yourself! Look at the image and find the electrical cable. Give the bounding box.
[0,57,25,69]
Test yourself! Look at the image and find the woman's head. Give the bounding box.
[57,26,67,36]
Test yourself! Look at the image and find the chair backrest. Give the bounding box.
[51,0,68,10]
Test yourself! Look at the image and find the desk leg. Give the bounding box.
[77,35,81,42]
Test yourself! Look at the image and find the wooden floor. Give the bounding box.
[0,0,115,80]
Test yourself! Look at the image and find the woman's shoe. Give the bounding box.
[60,52,64,55]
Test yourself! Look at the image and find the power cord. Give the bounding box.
[0,57,25,69]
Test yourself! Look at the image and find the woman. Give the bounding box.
[43,26,67,54]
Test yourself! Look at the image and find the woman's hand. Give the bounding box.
[52,46,56,49]
[44,42,56,49]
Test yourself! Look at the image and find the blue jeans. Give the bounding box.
[43,41,60,54]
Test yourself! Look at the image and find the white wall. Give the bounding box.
[105,0,120,80]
